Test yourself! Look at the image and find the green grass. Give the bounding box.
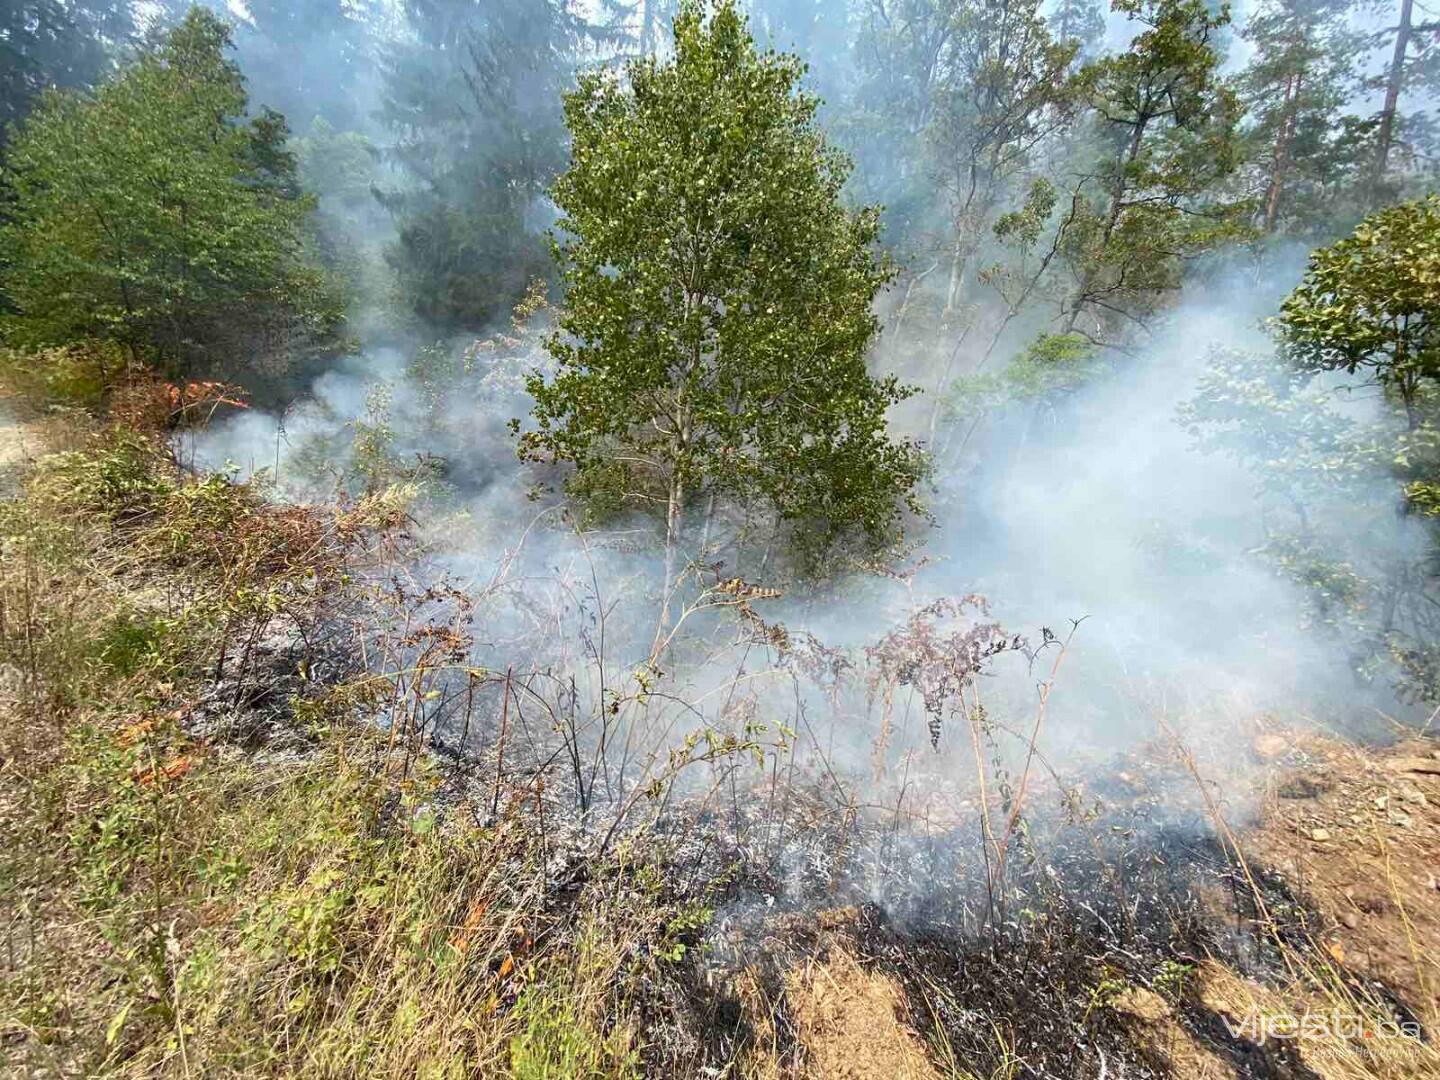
[0,429,689,1078]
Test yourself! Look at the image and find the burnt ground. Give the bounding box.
[158,583,1440,1077]
[624,727,1440,1079]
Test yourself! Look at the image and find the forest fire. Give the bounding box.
[3,0,1439,1074]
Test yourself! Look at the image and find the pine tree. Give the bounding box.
[1370,0,1439,190]
[1050,0,1106,59]
[377,0,587,330]
[1236,0,1365,236]
[234,0,380,131]
[0,0,135,143]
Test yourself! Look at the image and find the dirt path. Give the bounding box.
[0,404,45,493]
[1248,731,1440,1027]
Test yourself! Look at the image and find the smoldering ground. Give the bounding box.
[167,238,1440,1080]
[184,249,1429,825]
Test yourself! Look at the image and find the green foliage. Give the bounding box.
[0,425,706,1072]
[350,381,399,493]
[0,7,345,374]
[846,0,1078,293]
[1185,345,1440,703]
[0,339,124,408]
[1279,194,1440,427]
[508,937,641,1080]
[993,178,1059,251]
[522,0,926,566]
[1061,0,1248,335]
[948,332,1102,420]
[95,609,174,677]
[846,0,958,243]
[293,117,394,316]
[924,0,1078,311]
[1152,959,1194,1001]
[377,0,585,330]
[37,430,177,516]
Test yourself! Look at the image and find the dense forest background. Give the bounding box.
[7,0,1431,330]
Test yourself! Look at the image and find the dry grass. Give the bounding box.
[1173,727,1440,1080]
[0,420,668,1077]
[5,376,1440,1079]
[786,948,940,1080]
[1197,961,1440,1079]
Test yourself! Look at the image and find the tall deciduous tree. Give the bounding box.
[519,0,925,624]
[849,0,958,245]
[1060,0,1245,339]
[907,0,1077,440]
[926,0,1076,318]
[0,7,343,372]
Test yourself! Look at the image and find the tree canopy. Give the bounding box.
[1060,0,1245,337]
[0,7,343,373]
[519,0,926,583]
[376,0,586,331]
[1279,194,1440,427]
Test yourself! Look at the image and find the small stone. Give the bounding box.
[1342,912,1360,929]
[1279,775,1328,799]
[1310,828,1332,842]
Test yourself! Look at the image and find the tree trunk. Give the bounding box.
[1400,371,1420,432]
[1375,0,1414,182]
[927,323,972,445]
[943,240,967,319]
[697,488,718,563]
[1263,73,1301,233]
[653,466,685,658]
[1065,120,1145,333]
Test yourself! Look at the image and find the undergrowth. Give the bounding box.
[3,382,1438,1079]
[0,422,688,1077]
